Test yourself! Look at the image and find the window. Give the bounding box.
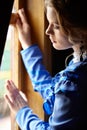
[0,1,48,130]
[0,26,12,130]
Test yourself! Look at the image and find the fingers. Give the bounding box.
[4,94,13,109]
[4,80,28,115]
[5,80,28,105]
[16,8,29,36]
[17,8,28,24]
[5,80,18,93]
[16,18,22,31]
[5,80,20,104]
[16,8,26,31]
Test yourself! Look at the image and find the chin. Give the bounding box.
[53,44,72,50]
[53,45,65,50]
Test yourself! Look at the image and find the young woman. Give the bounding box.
[4,0,87,130]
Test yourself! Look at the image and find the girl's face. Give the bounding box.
[46,6,72,50]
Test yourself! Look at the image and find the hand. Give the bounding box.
[16,8,33,49]
[4,80,28,116]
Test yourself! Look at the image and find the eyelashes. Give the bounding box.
[53,24,60,29]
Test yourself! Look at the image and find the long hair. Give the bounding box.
[45,0,87,48]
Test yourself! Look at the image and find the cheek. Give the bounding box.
[55,33,72,49]
[56,32,68,44]
[55,33,64,43]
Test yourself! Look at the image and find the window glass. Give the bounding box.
[0,26,12,130]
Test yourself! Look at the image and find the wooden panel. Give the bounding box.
[22,0,44,119]
[25,0,44,50]
[23,0,52,119]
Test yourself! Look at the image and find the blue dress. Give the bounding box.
[16,44,87,130]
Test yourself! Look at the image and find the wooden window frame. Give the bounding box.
[10,0,52,130]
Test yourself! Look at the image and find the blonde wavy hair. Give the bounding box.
[45,0,87,49]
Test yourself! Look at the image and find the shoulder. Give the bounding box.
[54,59,87,94]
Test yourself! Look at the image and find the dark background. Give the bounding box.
[0,0,14,66]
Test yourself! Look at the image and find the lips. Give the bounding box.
[50,39,56,44]
[49,36,57,44]
[53,41,56,43]
[49,37,54,43]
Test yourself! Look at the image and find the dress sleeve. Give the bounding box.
[20,44,55,115]
[20,44,53,99]
[16,106,50,130]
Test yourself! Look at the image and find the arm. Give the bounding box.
[15,58,87,130]
[16,107,50,130]
[4,80,50,130]
[4,70,79,130]
[20,44,53,99]
[20,44,55,115]
[16,8,55,115]
[16,9,54,99]
[4,79,74,130]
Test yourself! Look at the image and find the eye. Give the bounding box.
[53,24,60,29]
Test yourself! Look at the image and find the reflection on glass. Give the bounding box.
[0,26,11,130]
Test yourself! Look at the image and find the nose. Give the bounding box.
[45,24,54,35]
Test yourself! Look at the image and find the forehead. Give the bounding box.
[46,6,58,22]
